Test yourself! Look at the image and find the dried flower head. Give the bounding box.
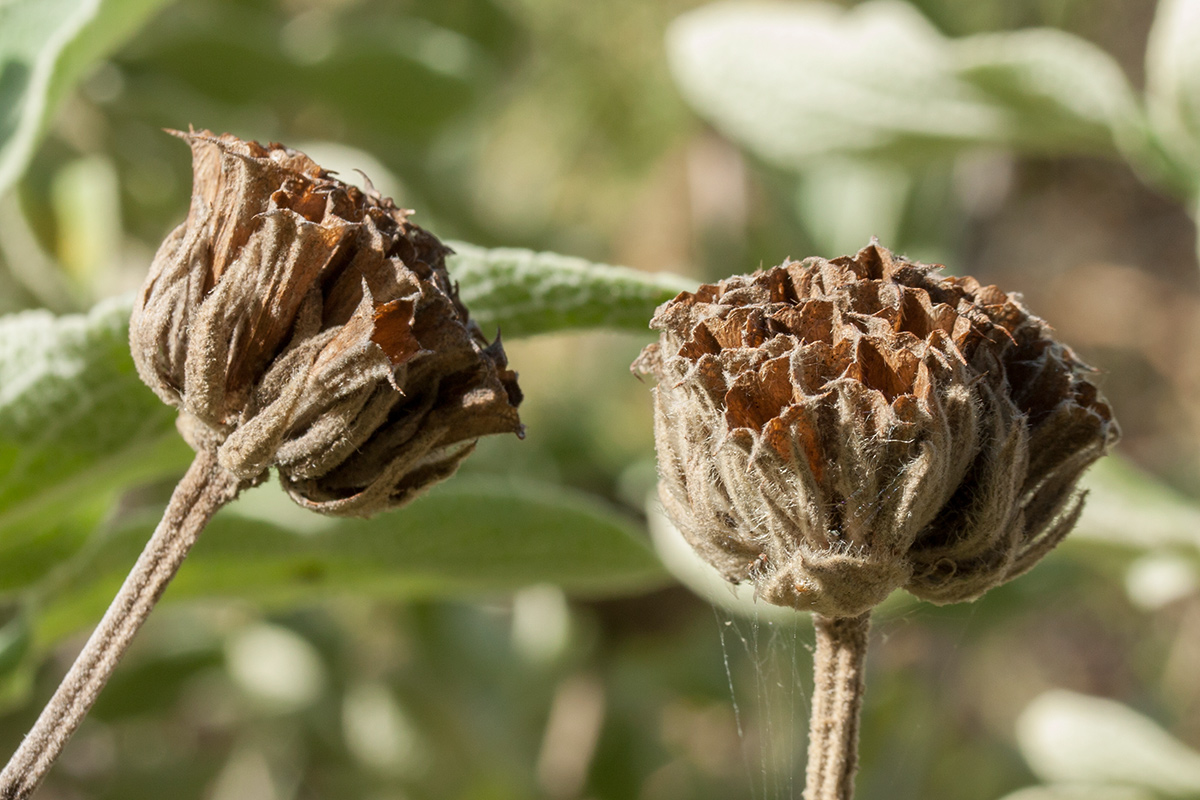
[131,130,523,516]
[636,242,1118,618]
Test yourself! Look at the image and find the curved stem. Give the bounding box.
[804,612,871,800]
[0,450,242,800]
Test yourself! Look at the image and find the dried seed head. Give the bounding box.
[636,242,1118,617]
[131,130,523,516]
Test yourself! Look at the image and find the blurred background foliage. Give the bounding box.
[4,0,1200,798]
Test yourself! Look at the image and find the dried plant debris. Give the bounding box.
[131,130,523,516]
[636,241,1118,618]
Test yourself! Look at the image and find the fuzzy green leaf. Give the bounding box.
[667,1,1149,169]
[667,1,999,167]
[0,246,686,592]
[0,0,173,196]
[0,247,684,524]
[38,477,667,642]
[448,241,694,338]
[949,28,1146,159]
[0,297,188,564]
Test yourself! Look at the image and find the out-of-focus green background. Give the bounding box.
[4,0,1200,798]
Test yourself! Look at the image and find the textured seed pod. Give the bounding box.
[635,242,1118,618]
[131,130,523,516]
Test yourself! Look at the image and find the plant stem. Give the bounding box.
[0,450,242,800]
[804,611,871,800]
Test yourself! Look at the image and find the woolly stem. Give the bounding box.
[804,611,871,800]
[0,450,242,800]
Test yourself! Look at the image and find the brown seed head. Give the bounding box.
[635,242,1118,617]
[131,130,523,515]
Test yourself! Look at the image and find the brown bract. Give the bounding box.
[131,130,523,516]
[635,242,1118,617]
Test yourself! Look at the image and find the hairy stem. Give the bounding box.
[0,450,242,800]
[804,612,871,800]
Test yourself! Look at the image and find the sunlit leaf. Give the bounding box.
[448,242,694,338]
[668,1,999,167]
[950,28,1146,159]
[1145,0,1200,184]
[1017,690,1200,796]
[1075,456,1200,553]
[1122,552,1198,611]
[0,297,189,558]
[0,243,681,609]
[0,0,173,195]
[0,243,684,552]
[667,1,1161,179]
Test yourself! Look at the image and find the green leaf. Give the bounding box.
[38,477,668,642]
[0,244,684,525]
[666,1,1158,174]
[667,1,999,168]
[0,0,174,196]
[1145,0,1200,184]
[949,28,1146,159]
[1075,456,1200,554]
[0,245,681,594]
[0,497,110,594]
[447,242,694,338]
[120,9,481,147]
[0,296,188,591]
[0,610,31,679]
[0,608,34,711]
[0,297,188,549]
[1017,690,1200,796]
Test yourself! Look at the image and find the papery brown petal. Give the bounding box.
[371,299,420,365]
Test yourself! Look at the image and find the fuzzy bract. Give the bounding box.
[131,131,523,516]
[636,242,1117,616]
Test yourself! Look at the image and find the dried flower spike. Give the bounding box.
[132,129,523,515]
[1,132,521,800]
[638,241,1116,617]
[635,241,1117,800]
